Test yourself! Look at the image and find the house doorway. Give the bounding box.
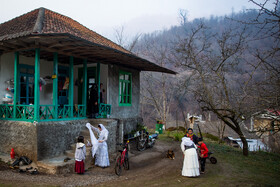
[78,67,96,114]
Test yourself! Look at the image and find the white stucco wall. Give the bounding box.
[0,52,60,105]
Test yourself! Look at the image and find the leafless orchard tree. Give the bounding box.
[247,0,280,112]
[139,37,174,129]
[114,25,142,52]
[246,0,280,133]
[174,21,256,156]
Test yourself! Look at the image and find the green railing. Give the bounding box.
[0,104,86,121]
[99,103,112,118]
[16,105,34,120]
[74,105,86,118]
[0,104,13,119]
[40,105,55,120]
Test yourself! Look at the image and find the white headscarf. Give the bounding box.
[98,124,109,141]
[182,137,194,146]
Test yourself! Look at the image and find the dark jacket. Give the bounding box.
[184,134,198,145]
[89,87,99,113]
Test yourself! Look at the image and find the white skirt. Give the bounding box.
[182,148,200,177]
[95,141,110,167]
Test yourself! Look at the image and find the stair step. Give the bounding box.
[37,156,75,174]
[65,150,74,158]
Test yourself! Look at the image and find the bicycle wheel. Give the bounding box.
[124,158,129,170]
[210,157,217,164]
[115,155,122,176]
[137,139,146,151]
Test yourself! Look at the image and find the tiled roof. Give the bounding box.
[0,8,176,74]
[0,8,131,54]
[0,9,39,41]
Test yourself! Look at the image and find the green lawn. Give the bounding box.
[158,131,280,186]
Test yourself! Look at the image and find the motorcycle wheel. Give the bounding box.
[210,156,217,164]
[115,155,122,176]
[124,158,129,170]
[137,139,146,151]
[149,141,155,148]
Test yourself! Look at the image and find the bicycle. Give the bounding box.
[115,140,130,176]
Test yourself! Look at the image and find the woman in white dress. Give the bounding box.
[181,137,200,177]
[87,123,110,168]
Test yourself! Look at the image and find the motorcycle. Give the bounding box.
[137,129,158,151]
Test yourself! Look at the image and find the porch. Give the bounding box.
[0,50,111,122]
[0,103,111,122]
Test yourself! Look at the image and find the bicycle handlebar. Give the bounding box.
[116,140,130,146]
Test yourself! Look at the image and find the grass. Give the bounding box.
[157,131,280,186]
[207,141,280,184]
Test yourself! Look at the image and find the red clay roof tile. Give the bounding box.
[0,8,130,54]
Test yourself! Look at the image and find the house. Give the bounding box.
[0,8,175,162]
[250,109,280,152]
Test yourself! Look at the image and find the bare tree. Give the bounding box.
[114,25,142,52]
[175,21,255,156]
[139,36,175,129]
[248,0,280,111]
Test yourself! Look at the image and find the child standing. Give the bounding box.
[198,138,208,174]
[75,136,86,174]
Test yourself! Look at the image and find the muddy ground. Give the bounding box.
[0,140,189,186]
[0,140,213,187]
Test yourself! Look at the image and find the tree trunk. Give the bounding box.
[237,129,249,156]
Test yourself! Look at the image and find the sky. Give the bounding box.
[0,0,274,42]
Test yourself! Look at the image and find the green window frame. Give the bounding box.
[19,64,35,105]
[119,71,132,106]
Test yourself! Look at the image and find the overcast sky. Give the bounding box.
[0,0,273,42]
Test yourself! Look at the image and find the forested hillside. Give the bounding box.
[127,1,279,155]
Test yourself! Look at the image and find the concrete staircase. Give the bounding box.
[37,127,93,174]
[37,119,118,174]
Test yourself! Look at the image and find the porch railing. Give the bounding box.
[99,103,111,118]
[0,104,13,119]
[0,104,86,121]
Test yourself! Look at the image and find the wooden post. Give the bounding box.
[53,53,58,119]
[13,52,19,118]
[69,56,74,118]
[82,59,87,116]
[34,48,40,121]
[97,62,100,111]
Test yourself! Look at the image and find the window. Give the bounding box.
[19,64,34,105]
[119,71,132,106]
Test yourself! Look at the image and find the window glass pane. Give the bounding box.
[127,95,130,103]
[119,82,122,95]
[128,83,131,95]
[119,71,132,105]
[125,74,129,80]
[29,84,34,97]
[19,65,35,105]
[28,68,34,74]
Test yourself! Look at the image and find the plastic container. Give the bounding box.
[155,123,163,134]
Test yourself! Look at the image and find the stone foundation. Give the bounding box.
[0,117,140,163]
[0,120,37,162]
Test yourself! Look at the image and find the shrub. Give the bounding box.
[204,133,220,142]
[178,126,186,132]
[166,127,177,131]
[173,131,185,141]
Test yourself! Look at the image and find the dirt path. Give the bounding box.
[1,138,279,187]
[0,140,183,187]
